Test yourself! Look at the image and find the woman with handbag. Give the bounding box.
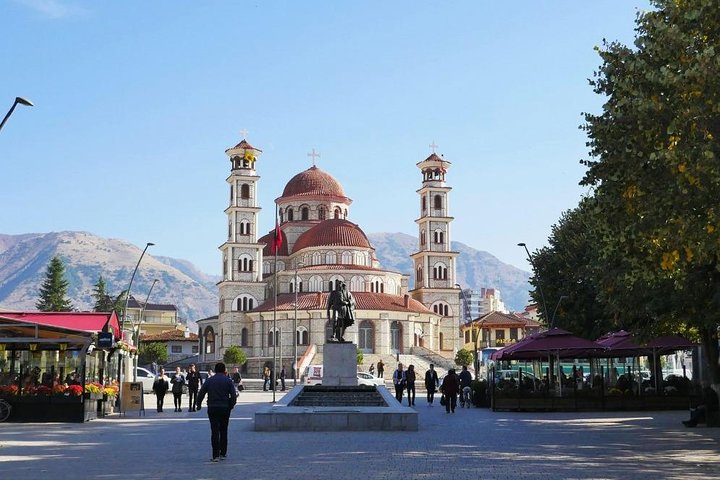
[440,368,460,414]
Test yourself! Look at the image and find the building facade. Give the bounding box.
[198,137,461,374]
[125,296,180,337]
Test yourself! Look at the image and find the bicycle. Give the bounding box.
[0,398,11,422]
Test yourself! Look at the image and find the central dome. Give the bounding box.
[281,166,347,199]
[293,219,372,253]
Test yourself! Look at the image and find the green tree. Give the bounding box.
[36,256,74,312]
[223,345,247,366]
[580,0,720,382]
[357,348,364,366]
[531,200,614,339]
[455,348,473,367]
[92,276,126,313]
[138,342,168,366]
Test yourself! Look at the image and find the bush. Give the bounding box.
[664,375,691,396]
[223,345,247,366]
[455,348,473,367]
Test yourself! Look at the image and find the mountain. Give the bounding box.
[0,231,531,324]
[368,232,531,311]
[0,231,219,324]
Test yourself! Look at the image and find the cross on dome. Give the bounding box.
[429,141,439,154]
[307,148,321,166]
[239,128,249,139]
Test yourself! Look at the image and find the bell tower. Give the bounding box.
[217,135,266,355]
[409,146,460,354]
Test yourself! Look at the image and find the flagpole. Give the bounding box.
[272,203,278,403]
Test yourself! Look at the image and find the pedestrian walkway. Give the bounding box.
[1,390,718,480]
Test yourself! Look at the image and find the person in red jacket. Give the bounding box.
[440,368,460,414]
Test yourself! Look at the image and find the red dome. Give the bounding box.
[293,219,372,253]
[281,166,348,200]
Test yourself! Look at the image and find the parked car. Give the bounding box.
[303,366,385,386]
[357,371,385,386]
[135,367,156,393]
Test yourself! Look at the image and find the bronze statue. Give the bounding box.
[326,282,355,342]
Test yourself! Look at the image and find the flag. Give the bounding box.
[271,218,283,254]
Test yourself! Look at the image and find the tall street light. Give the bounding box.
[550,295,568,329]
[517,243,551,329]
[122,242,155,336]
[293,262,304,386]
[133,279,158,381]
[0,97,33,132]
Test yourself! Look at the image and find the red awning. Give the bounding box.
[595,330,647,357]
[492,327,604,361]
[0,311,120,338]
[646,335,695,354]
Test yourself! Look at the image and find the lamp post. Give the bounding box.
[133,279,158,381]
[122,242,155,335]
[293,262,304,386]
[0,97,33,132]
[550,295,568,329]
[517,243,551,329]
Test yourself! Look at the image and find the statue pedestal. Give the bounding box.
[323,342,358,386]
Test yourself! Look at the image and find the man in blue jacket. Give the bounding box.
[195,362,237,462]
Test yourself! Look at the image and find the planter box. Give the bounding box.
[6,395,88,422]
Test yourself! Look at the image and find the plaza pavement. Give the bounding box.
[1,389,719,480]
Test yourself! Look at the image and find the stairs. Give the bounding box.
[290,385,386,407]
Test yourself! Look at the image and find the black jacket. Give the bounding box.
[196,373,237,409]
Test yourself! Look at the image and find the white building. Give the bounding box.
[198,137,461,375]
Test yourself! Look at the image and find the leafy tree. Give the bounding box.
[531,199,614,339]
[357,347,364,366]
[138,342,168,365]
[580,0,720,382]
[223,345,247,366]
[36,256,74,312]
[455,348,473,367]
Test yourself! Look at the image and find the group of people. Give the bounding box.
[261,365,287,391]
[152,364,244,413]
[389,363,473,413]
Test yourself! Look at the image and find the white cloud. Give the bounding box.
[13,0,87,19]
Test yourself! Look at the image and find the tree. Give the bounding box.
[580,0,720,382]
[92,276,126,313]
[36,256,74,312]
[138,342,168,366]
[455,348,473,367]
[223,345,247,366]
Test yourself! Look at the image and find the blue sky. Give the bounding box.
[1,0,651,276]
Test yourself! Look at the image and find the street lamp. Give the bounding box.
[0,97,33,132]
[133,279,158,381]
[122,242,154,336]
[550,295,568,329]
[293,261,304,386]
[517,243,551,329]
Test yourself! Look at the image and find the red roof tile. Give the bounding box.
[226,139,262,152]
[293,219,372,253]
[280,166,348,200]
[252,292,433,315]
[140,330,198,342]
[469,311,541,328]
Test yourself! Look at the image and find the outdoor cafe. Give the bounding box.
[489,327,699,412]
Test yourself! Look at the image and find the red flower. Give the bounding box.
[67,385,84,397]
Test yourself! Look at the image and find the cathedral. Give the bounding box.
[197,136,461,375]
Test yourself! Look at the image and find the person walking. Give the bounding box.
[406,364,416,406]
[195,362,237,462]
[152,368,169,413]
[262,366,271,391]
[377,360,384,379]
[440,368,460,414]
[231,367,243,393]
[187,364,202,412]
[368,363,375,376]
[280,366,286,391]
[171,366,186,412]
[392,363,406,403]
[458,365,472,408]
[425,364,439,406]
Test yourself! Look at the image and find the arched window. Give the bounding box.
[386,277,397,294]
[416,266,423,284]
[263,261,271,274]
[432,302,450,316]
[390,321,401,352]
[308,275,323,292]
[205,327,215,354]
[334,208,341,219]
[358,320,374,353]
[241,328,249,347]
[241,184,250,199]
[439,332,444,350]
[433,229,444,244]
[370,278,383,293]
[239,220,250,235]
[229,186,234,205]
[318,207,326,220]
[233,294,256,312]
[350,275,364,292]
[325,251,336,264]
[344,209,348,219]
[287,208,294,221]
[301,207,309,220]
[237,255,254,272]
[312,252,322,265]
[290,277,303,293]
[420,230,426,246]
[297,326,309,346]
[329,276,345,291]
[433,263,448,280]
[268,328,279,347]
[422,196,427,213]
[341,251,352,264]
[434,194,442,210]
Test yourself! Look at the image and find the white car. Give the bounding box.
[357,372,385,387]
[134,367,156,393]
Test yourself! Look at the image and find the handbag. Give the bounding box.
[440,394,446,406]
[237,384,244,392]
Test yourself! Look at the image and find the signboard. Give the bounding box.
[98,332,114,349]
[121,382,144,412]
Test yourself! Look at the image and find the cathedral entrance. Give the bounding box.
[390,321,401,353]
[358,320,374,353]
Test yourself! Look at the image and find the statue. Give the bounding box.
[326,282,355,342]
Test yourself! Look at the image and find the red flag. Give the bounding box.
[271,220,283,254]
